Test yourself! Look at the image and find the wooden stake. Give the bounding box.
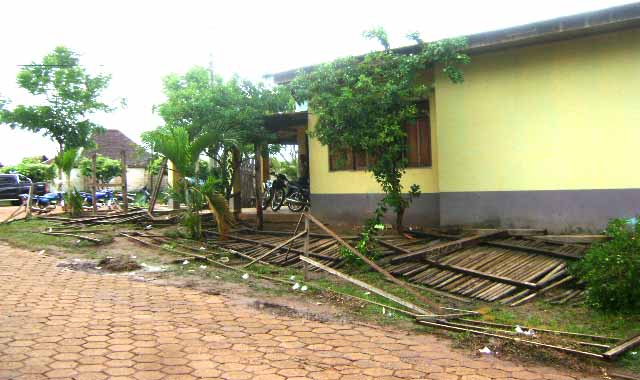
[254,144,263,230]
[304,216,310,281]
[604,334,640,360]
[304,212,439,312]
[25,183,34,217]
[120,150,128,212]
[148,158,167,215]
[243,231,306,268]
[300,256,429,315]
[91,153,97,216]
[231,146,242,218]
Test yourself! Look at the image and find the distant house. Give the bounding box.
[265,3,640,232]
[84,129,151,169]
[59,130,163,192]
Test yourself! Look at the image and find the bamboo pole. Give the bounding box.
[120,150,128,212]
[304,212,439,312]
[243,231,306,268]
[304,216,310,281]
[91,153,97,216]
[254,144,263,230]
[148,158,167,215]
[300,256,429,315]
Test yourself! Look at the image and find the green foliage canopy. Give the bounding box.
[290,29,470,230]
[0,158,56,183]
[150,67,295,198]
[0,46,116,151]
[79,154,121,187]
[572,218,640,312]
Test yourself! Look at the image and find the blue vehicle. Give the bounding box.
[82,189,115,206]
[20,191,64,209]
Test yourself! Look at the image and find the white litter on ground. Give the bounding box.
[95,267,102,270]
[300,285,308,292]
[241,273,249,280]
[37,250,45,255]
[131,255,137,259]
[479,347,492,354]
[220,257,229,263]
[144,225,153,230]
[289,275,296,281]
[292,283,300,290]
[199,265,207,270]
[182,260,189,265]
[199,247,206,250]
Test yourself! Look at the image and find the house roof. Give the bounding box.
[267,2,640,84]
[84,129,151,168]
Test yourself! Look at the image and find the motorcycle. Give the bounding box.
[82,189,115,208]
[20,192,64,209]
[261,176,274,210]
[269,172,310,212]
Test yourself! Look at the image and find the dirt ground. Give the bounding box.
[0,242,603,380]
[0,205,64,222]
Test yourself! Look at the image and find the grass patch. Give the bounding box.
[0,218,99,256]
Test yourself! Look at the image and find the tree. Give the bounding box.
[0,46,117,179]
[0,158,56,183]
[152,67,294,199]
[54,148,80,192]
[78,155,121,188]
[290,29,470,232]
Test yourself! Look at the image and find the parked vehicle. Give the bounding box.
[24,192,64,209]
[0,174,48,204]
[261,175,274,210]
[82,189,115,207]
[269,172,310,212]
[286,178,310,212]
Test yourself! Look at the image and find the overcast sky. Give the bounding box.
[0,0,633,165]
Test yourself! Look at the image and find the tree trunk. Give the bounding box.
[395,206,405,234]
[231,146,242,219]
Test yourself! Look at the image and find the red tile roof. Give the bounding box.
[84,130,151,168]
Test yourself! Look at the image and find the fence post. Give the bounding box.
[26,183,34,217]
[254,144,263,230]
[121,150,128,212]
[304,216,310,281]
[91,153,97,216]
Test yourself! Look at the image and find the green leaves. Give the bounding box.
[1,46,116,151]
[291,28,469,230]
[78,154,121,186]
[572,218,640,312]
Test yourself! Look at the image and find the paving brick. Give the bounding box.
[0,244,588,380]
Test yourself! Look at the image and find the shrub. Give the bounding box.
[0,159,56,183]
[571,218,640,312]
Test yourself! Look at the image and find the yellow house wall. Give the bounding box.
[435,28,640,193]
[307,96,439,195]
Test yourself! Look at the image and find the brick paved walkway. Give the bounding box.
[0,243,591,380]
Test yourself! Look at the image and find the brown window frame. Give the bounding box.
[328,101,432,171]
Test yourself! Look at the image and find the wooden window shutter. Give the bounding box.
[354,150,368,170]
[329,145,354,171]
[405,122,420,167]
[417,118,432,166]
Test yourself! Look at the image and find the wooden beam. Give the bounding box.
[120,150,128,212]
[231,147,242,217]
[304,212,439,312]
[604,334,640,360]
[482,241,582,260]
[418,320,604,360]
[390,230,507,263]
[300,256,429,315]
[254,144,263,230]
[91,153,97,215]
[148,158,167,215]
[528,235,609,244]
[243,231,307,268]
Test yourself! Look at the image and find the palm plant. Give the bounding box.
[142,126,236,238]
[54,148,79,192]
[54,148,79,211]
